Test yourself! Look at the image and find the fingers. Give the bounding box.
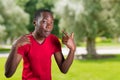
[62,30,68,44]
[15,35,30,47]
[62,30,69,37]
[70,32,74,39]
[19,36,29,42]
[21,36,30,44]
[62,30,74,39]
[62,36,68,44]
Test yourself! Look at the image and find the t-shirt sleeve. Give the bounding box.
[53,36,62,53]
[17,44,29,56]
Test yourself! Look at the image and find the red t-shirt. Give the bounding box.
[17,34,61,80]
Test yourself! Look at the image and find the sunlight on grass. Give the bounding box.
[52,56,120,80]
[0,58,22,80]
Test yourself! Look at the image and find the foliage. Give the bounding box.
[0,0,62,44]
[0,25,6,42]
[24,0,38,32]
[54,0,120,57]
[15,0,29,9]
[0,0,29,43]
[54,0,120,40]
[0,48,10,53]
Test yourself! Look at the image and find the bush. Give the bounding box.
[0,48,10,53]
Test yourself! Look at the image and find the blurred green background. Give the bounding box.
[0,0,120,80]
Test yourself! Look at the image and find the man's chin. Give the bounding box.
[44,33,50,38]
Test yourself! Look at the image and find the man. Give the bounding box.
[5,9,76,80]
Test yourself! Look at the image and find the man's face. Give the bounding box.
[35,12,54,38]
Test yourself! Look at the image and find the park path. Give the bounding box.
[1,46,120,57]
[63,46,120,55]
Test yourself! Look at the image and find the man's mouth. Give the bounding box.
[44,31,51,36]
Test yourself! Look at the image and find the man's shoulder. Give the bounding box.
[18,33,31,39]
[24,33,32,37]
[48,34,61,44]
[49,34,58,39]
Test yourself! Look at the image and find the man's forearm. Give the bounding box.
[61,49,75,73]
[5,46,17,77]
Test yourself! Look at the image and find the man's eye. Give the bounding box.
[51,22,53,24]
[43,21,47,23]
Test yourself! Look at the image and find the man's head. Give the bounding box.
[33,9,54,38]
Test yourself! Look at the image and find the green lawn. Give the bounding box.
[79,42,120,47]
[1,56,120,80]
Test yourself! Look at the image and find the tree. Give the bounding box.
[0,25,6,43]
[0,0,29,44]
[102,0,120,42]
[79,0,103,58]
[24,0,38,32]
[54,0,120,58]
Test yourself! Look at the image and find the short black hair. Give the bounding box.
[34,9,52,20]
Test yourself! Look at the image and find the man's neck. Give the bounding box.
[32,32,45,44]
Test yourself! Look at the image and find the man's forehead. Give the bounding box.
[41,12,53,19]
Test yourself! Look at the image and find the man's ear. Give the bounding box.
[33,20,36,27]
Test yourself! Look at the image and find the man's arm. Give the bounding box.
[54,31,76,74]
[5,35,30,78]
[5,46,22,78]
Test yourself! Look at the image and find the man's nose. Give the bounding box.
[46,23,53,31]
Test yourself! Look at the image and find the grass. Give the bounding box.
[0,58,22,80]
[96,42,120,47]
[1,56,120,80]
[80,42,120,47]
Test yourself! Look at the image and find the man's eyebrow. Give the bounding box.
[43,19,47,21]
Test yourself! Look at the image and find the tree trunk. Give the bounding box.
[86,37,98,58]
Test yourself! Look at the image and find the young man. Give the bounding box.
[5,9,76,80]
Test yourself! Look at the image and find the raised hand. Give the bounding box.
[13,35,30,48]
[62,31,76,51]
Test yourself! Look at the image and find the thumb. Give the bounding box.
[71,32,74,39]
